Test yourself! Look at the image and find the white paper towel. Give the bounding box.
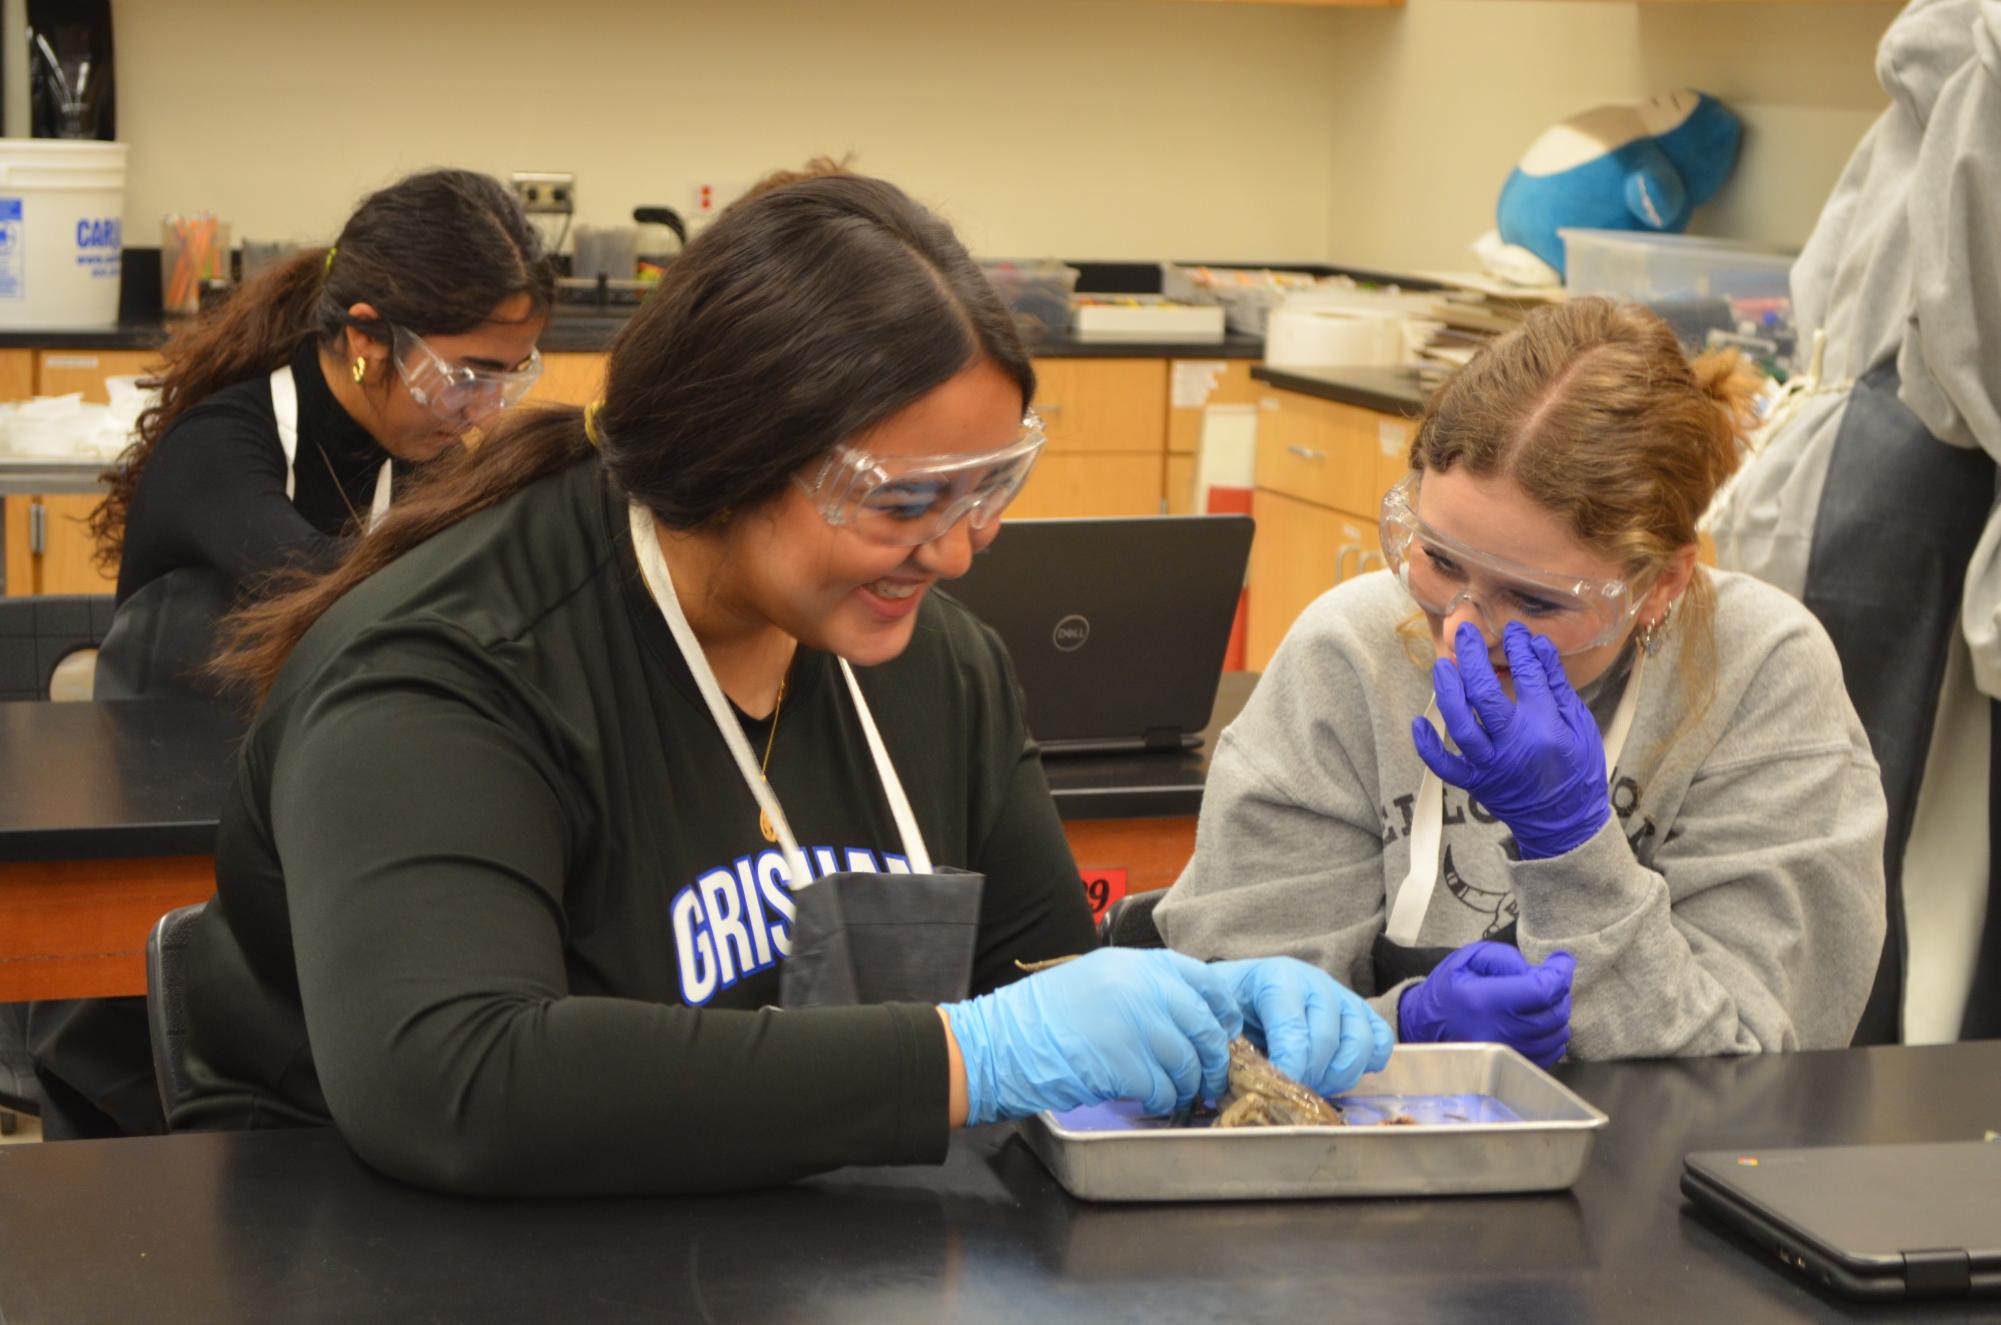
[1263,306,1405,368]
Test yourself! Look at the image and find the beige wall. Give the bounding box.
[116,0,1347,262]
[1323,0,1896,273]
[115,0,1893,272]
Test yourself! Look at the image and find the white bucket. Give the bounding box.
[0,139,127,330]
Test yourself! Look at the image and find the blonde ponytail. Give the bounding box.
[1689,346,1763,494]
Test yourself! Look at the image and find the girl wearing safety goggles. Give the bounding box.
[1160,298,1887,1066]
[175,166,1385,1198]
[28,170,552,1147]
[94,167,551,694]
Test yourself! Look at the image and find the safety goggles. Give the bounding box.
[796,412,1046,547]
[1379,472,1641,656]
[390,325,542,424]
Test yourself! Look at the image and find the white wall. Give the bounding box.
[113,0,1894,272]
[116,0,1348,262]
[1321,0,1896,273]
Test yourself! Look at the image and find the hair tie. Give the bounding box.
[323,245,337,273]
[583,399,605,449]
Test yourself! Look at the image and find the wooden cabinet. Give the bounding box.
[529,352,606,407]
[1007,453,1165,519]
[0,342,1257,594]
[1244,388,1412,670]
[2,350,119,596]
[1010,358,1170,519]
[36,349,157,402]
[1165,358,1261,514]
[1030,358,1166,456]
[1165,454,1198,515]
[0,349,33,402]
[4,494,116,595]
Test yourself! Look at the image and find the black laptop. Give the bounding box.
[1682,1141,2001,1302]
[943,515,1254,755]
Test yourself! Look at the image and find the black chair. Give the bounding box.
[0,1004,35,1135]
[0,593,115,1133]
[1097,890,1166,949]
[144,902,208,1124]
[92,567,235,701]
[0,592,113,701]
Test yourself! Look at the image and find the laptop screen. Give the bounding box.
[941,515,1254,754]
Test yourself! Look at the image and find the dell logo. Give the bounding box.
[1052,614,1090,652]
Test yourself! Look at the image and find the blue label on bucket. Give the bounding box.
[76,216,121,281]
[0,198,22,300]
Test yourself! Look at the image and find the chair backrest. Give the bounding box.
[0,1002,39,1119]
[1097,889,1166,949]
[0,594,114,701]
[146,901,208,1123]
[92,566,236,701]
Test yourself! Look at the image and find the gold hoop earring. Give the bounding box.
[352,356,368,384]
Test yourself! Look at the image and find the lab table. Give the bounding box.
[1,1040,1994,1322]
[0,676,1257,998]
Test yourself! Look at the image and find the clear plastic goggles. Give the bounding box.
[1379,472,1640,656]
[796,412,1046,547]
[390,325,542,425]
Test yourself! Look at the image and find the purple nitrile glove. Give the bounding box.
[1411,621,1609,860]
[1397,941,1575,1067]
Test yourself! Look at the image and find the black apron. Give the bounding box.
[1371,922,1520,992]
[1800,359,1996,1045]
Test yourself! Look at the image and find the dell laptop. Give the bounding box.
[943,515,1254,755]
[1682,1140,2001,1302]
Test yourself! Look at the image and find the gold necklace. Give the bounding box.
[316,443,368,530]
[756,675,789,843]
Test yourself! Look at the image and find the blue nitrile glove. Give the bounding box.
[1411,621,1609,860]
[1210,957,1394,1094]
[943,948,1243,1125]
[1397,941,1576,1067]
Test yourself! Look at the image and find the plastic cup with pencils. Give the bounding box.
[161,214,230,317]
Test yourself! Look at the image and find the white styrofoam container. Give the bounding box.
[1071,297,1225,343]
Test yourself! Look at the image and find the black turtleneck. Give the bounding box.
[115,341,397,605]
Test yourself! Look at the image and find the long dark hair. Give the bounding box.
[91,168,555,567]
[216,164,1035,698]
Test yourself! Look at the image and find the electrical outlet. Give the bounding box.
[689,181,747,220]
[509,171,576,216]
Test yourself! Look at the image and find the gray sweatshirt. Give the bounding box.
[1157,568,1888,1058]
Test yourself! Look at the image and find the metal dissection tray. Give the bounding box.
[1019,1043,1608,1202]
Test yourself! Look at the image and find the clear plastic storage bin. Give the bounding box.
[1558,228,1795,304]
[977,259,1080,339]
[1560,228,1799,377]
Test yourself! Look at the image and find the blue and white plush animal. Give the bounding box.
[1486,89,1743,284]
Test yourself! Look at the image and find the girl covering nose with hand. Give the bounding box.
[1159,299,1887,1062]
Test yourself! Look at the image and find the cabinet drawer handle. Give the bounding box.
[1036,402,1063,417]
[1287,445,1326,462]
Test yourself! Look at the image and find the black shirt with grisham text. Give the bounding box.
[177,457,1093,1194]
